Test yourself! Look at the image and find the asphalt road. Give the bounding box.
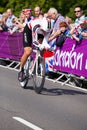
[0,67,87,130]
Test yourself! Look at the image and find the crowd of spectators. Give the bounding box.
[0,5,87,41]
[47,6,87,49]
[0,5,87,54]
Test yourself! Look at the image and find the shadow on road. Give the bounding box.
[41,87,87,96]
[24,85,34,90]
[21,82,87,96]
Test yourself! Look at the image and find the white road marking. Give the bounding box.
[13,117,44,130]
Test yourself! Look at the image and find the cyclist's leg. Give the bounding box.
[18,24,32,82]
[20,47,32,71]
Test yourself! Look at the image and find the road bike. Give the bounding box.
[19,22,52,94]
[19,42,45,94]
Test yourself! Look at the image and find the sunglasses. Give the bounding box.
[74,10,81,13]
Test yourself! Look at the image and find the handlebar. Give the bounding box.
[33,41,41,50]
[33,41,55,53]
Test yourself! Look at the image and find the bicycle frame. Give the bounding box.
[29,49,41,76]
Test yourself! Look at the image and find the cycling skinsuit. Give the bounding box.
[23,24,32,47]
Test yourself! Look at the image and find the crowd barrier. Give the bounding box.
[53,38,87,79]
[0,32,87,80]
[0,32,23,61]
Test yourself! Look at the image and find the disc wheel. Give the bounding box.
[33,57,45,94]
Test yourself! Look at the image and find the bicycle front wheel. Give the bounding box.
[33,56,45,94]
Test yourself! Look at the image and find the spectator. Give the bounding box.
[74,5,86,27]
[70,5,87,41]
[6,8,16,29]
[19,11,26,24]
[44,12,54,30]
[0,12,8,31]
[17,11,26,32]
[47,7,66,42]
[56,21,82,48]
[34,6,43,18]
[44,7,66,51]
[81,28,87,38]
[9,10,26,34]
[65,16,73,29]
[56,21,70,48]
[69,5,87,87]
[8,17,22,34]
[80,19,87,39]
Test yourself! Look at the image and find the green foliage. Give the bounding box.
[0,0,87,19]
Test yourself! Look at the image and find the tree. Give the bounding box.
[0,0,87,19]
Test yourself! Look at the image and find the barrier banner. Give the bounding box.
[0,32,23,61]
[0,32,87,78]
[53,38,87,78]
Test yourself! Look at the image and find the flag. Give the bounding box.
[43,50,54,72]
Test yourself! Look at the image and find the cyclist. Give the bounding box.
[18,9,51,82]
[18,8,34,82]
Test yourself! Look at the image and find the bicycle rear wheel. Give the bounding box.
[33,56,45,94]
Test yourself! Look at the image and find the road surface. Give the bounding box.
[0,67,87,130]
